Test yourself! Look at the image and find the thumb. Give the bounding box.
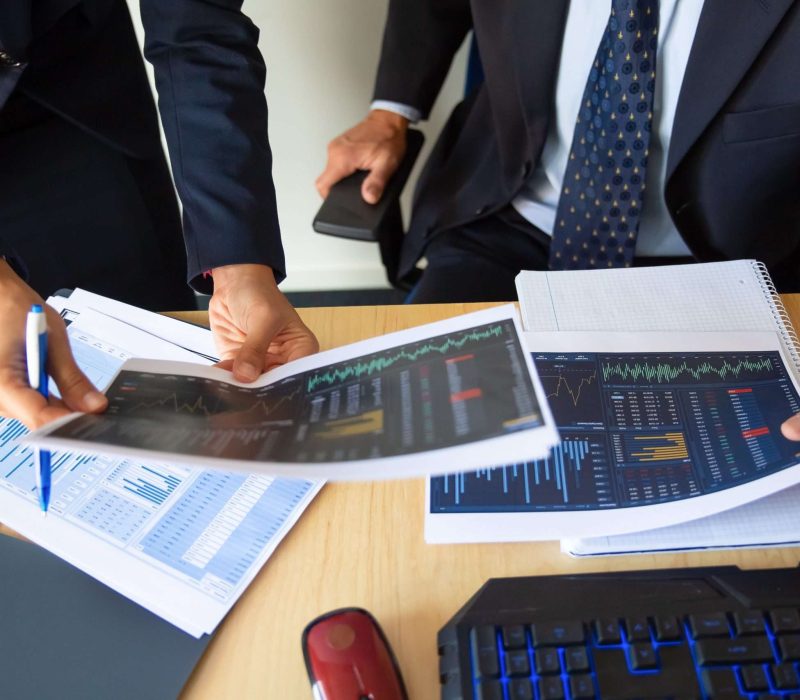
[781,413,800,441]
[231,309,282,382]
[361,155,399,204]
[47,324,107,413]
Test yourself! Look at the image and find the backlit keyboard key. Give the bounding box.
[770,608,800,634]
[593,618,621,644]
[779,635,800,661]
[733,611,766,636]
[505,649,530,677]
[470,626,499,678]
[531,621,585,647]
[625,617,650,642]
[502,624,527,649]
[688,612,730,639]
[476,680,503,700]
[740,664,770,692]
[653,615,682,642]
[508,678,534,700]
[537,676,565,700]
[629,643,658,670]
[696,636,774,666]
[771,663,800,690]
[701,668,740,697]
[568,674,595,699]
[564,646,590,673]
[535,648,561,675]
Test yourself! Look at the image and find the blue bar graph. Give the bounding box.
[430,434,614,513]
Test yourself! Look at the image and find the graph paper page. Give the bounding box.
[562,483,800,556]
[516,260,778,333]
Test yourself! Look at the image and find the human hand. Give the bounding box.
[0,260,107,429]
[781,414,800,440]
[316,109,409,204]
[209,264,319,381]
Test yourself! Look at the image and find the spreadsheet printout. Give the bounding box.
[426,331,800,543]
[561,482,800,556]
[0,307,321,637]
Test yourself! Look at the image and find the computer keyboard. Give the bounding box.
[437,564,800,699]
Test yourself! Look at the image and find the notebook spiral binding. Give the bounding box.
[754,260,800,380]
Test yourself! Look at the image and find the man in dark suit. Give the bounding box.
[318,0,800,296]
[317,0,800,433]
[0,0,317,429]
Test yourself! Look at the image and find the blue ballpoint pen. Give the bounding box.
[26,304,51,514]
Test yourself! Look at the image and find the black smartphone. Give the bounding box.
[313,128,424,241]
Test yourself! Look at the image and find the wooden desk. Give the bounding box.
[9,300,800,698]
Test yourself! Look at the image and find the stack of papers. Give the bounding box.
[425,261,800,555]
[1,290,321,637]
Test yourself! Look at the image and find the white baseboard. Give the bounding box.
[280,264,391,292]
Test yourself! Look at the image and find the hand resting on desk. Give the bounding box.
[0,259,107,429]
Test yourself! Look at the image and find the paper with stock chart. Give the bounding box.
[425,330,800,543]
[27,305,559,480]
[1,291,321,637]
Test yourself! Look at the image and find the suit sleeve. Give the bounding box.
[140,0,284,294]
[372,0,473,119]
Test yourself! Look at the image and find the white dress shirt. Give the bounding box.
[373,0,706,258]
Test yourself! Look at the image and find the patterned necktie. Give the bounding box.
[549,0,659,270]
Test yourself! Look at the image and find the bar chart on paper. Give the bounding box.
[0,323,319,610]
[430,350,800,513]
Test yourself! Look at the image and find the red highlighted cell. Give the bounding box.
[742,426,770,439]
[445,354,475,364]
[728,388,753,394]
[450,388,482,402]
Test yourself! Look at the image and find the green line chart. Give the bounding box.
[601,355,776,385]
[306,324,507,392]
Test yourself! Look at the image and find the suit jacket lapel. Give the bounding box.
[510,0,570,152]
[666,0,795,179]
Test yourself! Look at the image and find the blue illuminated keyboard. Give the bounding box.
[437,565,800,699]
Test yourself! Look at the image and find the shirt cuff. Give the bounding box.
[370,100,422,124]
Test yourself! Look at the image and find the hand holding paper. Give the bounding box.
[208,264,319,381]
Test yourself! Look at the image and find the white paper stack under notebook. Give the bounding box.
[516,260,800,555]
[423,260,800,549]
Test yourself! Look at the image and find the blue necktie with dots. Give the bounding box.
[549,0,659,270]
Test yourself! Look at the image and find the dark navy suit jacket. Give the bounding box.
[0,0,283,292]
[374,0,800,291]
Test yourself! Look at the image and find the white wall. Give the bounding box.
[127,0,468,291]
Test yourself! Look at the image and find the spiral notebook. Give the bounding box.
[514,259,800,555]
[516,259,800,383]
[560,483,800,557]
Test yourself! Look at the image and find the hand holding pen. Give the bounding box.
[0,260,107,431]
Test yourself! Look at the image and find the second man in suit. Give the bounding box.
[317,0,800,301]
